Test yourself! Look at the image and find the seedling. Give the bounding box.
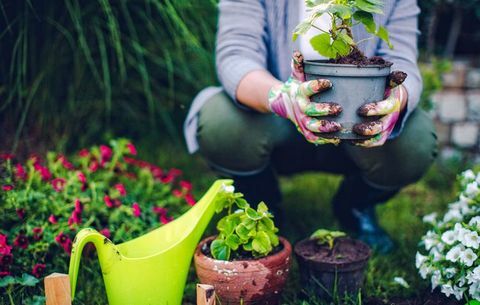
[310,229,346,250]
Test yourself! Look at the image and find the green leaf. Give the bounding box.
[293,20,312,41]
[246,207,262,220]
[225,234,241,251]
[235,198,249,209]
[260,217,275,231]
[18,273,40,287]
[0,276,16,287]
[338,32,355,46]
[242,218,256,230]
[310,33,336,58]
[266,230,280,247]
[210,239,231,261]
[355,0,384,14]
[252,231,272,256]
[235,223,250,240]
[243,240,253,251]
[329,4,353,19]
[376,26,393,49]
[331,38,350,56]
[257,202,268,214]
[353,11,376,33]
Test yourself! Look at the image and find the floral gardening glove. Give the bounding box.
[352,71,408,147]
[268,51,343,145]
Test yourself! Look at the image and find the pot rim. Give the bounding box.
[195,235,292,264]
[294,237,371,269]
[304,59,393,69]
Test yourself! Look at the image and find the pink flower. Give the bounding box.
[15,164,27,180]
[0,271,11,277]
[123,156,136,164]
[68,211,82,226]
[104,195,114,208]
[100,145,112,165]
[34,164,51,181]
[48,214,58,224]
[150,166,163,180]
[115,183,127,196]
[2,185,14,191]
[32,263,46,278]
[185,193,196,206]
[0,234,12,255]
[55,232,72,254]
[89,160,99,172]
[51,178,66,192]
[13,234,28,249]
[100,228,111,239]
[126,143,137,155]
[0,153,14,161]
[74,199,83,213]
[77,172,87,191]
[180,180,192,192]
[132,202,141,217]
[16,208,25,219]
[57,155,74,170]
[32,227,43,241]
[78,149,89,158]
[172,189,183,198]
[152,206,173,224]
[152,206,167,215]
[160,214,173,224]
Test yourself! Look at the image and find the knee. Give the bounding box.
[196,92,272,173]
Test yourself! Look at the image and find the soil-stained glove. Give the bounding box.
[268,51,343,145]
[352,71,408,147]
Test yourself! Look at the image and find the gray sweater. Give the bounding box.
[185,0,422,153]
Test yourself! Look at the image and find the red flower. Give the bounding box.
[32,263,46,278]
[2,185,13,191]
[15,164,27,180]
[132,202,141,217]
[68,211,82,226]
[160,174,174,184]
[115,183,127,196]
[51,178,66,192]
[0,271,11,277]
[74,199,83,213]
[185,193,196,206]
[100,145,112,165]
[150,166,163,180]
[160,214,173,224]
[77,172,87,191]
[180,180,192,192]
[126,143,137,155]
[48,214,58,224]
[104,195,114,208]
[100,228,111,239]
[0,153,14,161]
[57,155,74,170]
[124,156,136,164]
[0,234,12,255]
[33,227,43,241]
[89,160,99,172]
[55,232,72,254]
[16,208,25,219]
[13,234,28,249]
[78,149,89,158]
[152,206,173,224]
[172,189,183,198]
[152,206,167,215]
[34,164,52,181]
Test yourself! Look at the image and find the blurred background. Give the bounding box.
[0,0,479,158]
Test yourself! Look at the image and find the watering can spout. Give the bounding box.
[69,228,120,299]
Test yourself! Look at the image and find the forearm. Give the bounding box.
[236,70,282,113]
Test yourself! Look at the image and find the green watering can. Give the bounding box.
[68,179,232,305]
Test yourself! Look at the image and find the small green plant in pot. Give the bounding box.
[194,187,291,305]
[294,229,371,300]
[293,0,403,140]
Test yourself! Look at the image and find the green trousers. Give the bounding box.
[196,91,438,207]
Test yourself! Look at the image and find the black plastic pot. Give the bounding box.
[304,60,391,140]
[294,237,371,300]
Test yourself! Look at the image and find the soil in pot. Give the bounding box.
[294,237,371,300]
[194,236,292,305]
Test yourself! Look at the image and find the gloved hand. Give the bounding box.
[268,51,342,145]
[352,71,408,147]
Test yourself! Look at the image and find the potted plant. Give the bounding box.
[293,0,402,140]
[294,229,371,299]
[194,187,291,305]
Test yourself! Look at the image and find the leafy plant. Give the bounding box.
[210,189,280,261]
[310,229,346,249]
[293,0,393,59]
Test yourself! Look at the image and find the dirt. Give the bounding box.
[328,48,393,67]
[364,289,463,305]
[201,239,284,261]
[295,237,370,264]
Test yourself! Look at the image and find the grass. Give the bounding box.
[126,141,463,305]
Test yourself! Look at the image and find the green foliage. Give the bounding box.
[293,0,393,59]
[211,192,280,261]
[419,59,452,111]
[310,229,346,249]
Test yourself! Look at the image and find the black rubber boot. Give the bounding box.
[332,174,399,254]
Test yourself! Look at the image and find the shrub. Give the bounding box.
[0,139,196,302]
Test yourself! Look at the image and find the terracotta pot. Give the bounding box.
[194,236,292,305]
[294,237,371,299]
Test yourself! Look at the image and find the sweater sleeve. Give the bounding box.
[216,0,268,101]
[377,0,423,138]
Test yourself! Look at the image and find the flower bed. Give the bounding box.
[0,139,196,302]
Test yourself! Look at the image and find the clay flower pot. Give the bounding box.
[194,236,292,305]
[294,237,371,299]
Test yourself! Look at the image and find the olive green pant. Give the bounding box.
[196,91,437,206]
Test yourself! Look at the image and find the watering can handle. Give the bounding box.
[68,228,111,299]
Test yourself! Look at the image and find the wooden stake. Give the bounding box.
[196,284,216,305]
[44,273,72,305]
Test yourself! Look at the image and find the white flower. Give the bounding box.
[450,200,473,215]
[461,231,480,249]
[416,252,427,269]
[477,172,480,185]
[423,212,437,225]
[419,264,432,279]
[393,277,410,288]
[469,216,480,229]
[222,184,235,193]
[463,170,476,181]
[430,247,444,262]
[431,270,443,289]
[446,245,464,262]
[466,266,480,284]
[465,182,479,198]
[469,281,480,300]
[441,283,455,297]
[459,248,478,267]
[424,231,439,250]
[443,209,463,222]
[441,230,457,245]
[444,267,457,279]
[452,286,466,300]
